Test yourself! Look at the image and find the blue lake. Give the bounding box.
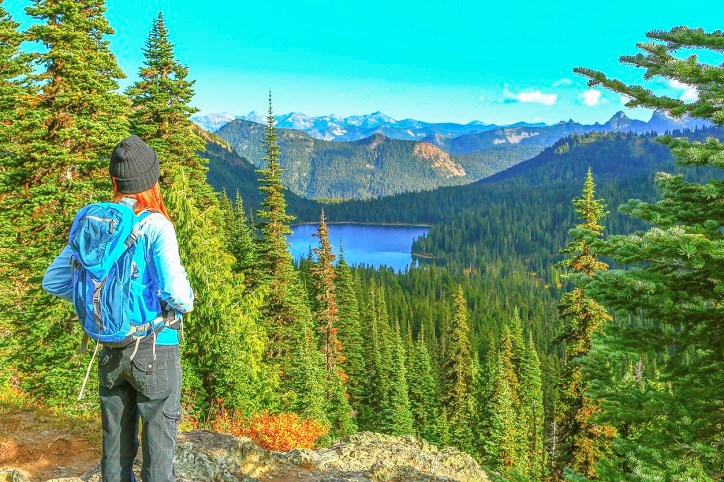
[288,223,430,271]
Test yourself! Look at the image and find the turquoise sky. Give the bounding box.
[7,0,722,124]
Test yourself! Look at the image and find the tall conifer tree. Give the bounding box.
[1,0,128,400]
[125,12,214,207]
[554,169,614,478]
[311,209,343,377]
[576,27,723,478]
[519,334,545,480]
[383,320,414,435]
[359,283,388,431]
[443,285,474,451]
[485,351,519,475]
[408,326,441,443]
[125,14,269,414]
[310,208,355,436]
[254,94,326,415]
[334,250,365,415]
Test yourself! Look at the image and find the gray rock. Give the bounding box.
[0,470,29,482]
[75,430,489,482]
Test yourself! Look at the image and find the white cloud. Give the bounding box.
[503,86,557,105]
[478,95,486,102]
[579,89,604,106]
[668,79,699,103]
[679,89,699,102]
[552,78,573,87]
[620,94,632,105]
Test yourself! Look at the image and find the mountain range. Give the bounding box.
[206,108,711,200]
[193,109,709,143]
[214,120,538,199]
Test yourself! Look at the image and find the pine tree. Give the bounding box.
[575,27,723,477]
[253,94,326,416]
[125,12,213,207]
[166,172,269,415]
[442,285,474,451]
[408,326,441,443]
[311,209,344,378]
[1,0,129,401]
[383,320,414,435]
[310,208,355,437]
[334,250,365,417]
[498,326,527,474]
[125,14,270,415]
[229,191,259,283]
[485,351,519,475]
[359,283,388,431]
[554,169,615,478]
[255,92,295,282]
[0,2,34,385]
[471,339,497,463]
[519,334,545,480]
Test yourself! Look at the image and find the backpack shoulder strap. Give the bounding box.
[124,210,161,247]
[137,210,164,230]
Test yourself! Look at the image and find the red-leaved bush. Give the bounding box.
[207,399,328,451]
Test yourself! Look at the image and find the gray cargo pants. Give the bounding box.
[98,342,182,482]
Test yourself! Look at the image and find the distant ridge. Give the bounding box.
[192,109,709,143]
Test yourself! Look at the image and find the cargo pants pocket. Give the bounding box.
[130,351,169,397]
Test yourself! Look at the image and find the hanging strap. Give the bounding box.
[78,342,100,401]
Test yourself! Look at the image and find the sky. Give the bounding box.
[6,0,723,125]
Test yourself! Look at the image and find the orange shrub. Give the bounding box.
[242,411,329,451]
[205,400,328,451]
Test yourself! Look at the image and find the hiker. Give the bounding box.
[42,135,194,482]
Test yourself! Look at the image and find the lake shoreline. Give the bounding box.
[292,221,434,228]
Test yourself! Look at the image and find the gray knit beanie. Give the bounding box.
[109,135,160,194]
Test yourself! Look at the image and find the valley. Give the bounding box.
[203,109,710,200]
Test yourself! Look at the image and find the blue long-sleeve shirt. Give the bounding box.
[42,199,194,345]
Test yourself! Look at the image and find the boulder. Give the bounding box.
[77,430,490,482]
[0,470,29,482]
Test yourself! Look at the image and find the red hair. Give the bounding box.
[112,182,171,221]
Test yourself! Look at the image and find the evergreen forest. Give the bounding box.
[0,3,721,480]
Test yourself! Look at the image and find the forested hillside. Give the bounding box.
[215,119,536,199]
[0,3,721,481]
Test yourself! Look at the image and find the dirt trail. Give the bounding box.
[0,409,99,481]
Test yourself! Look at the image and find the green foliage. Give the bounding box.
[227,191,260,284]
[519,335,545,480]
[442,285,474,452]
[124,14,271,416]
[0,0,128,403]
[383,321,414,435]
[215,120,536,200]
[553,170,615,478]
[572,27,723,480]
[334,252,365,416]
[166,171,270,415]
[358,283,389,431]
[125,12,213,207]
[408,326,441,443]
[0,1,33,387]
[254,95,328,418]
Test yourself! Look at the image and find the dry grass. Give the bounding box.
[0,385,100,481]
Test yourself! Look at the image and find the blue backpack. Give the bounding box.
[68,202,167,349]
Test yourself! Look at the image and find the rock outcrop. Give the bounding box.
[4,431,491,482]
